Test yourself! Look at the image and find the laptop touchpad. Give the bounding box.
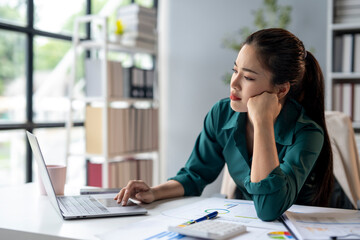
[97,198,136,207]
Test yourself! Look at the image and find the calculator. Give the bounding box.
[168,220,247,240]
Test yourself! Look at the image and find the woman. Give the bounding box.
[114,28,334,221]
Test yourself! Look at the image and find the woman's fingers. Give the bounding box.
[114,180,151,205]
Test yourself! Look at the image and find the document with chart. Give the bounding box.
[282,206,360,240]
[161,197,283,229]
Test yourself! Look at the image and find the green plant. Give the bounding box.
[222,0,292,84]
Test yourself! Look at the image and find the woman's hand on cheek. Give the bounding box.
[247,92,282,125]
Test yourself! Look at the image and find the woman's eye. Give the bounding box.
[231,68,238,73]
[244,76,254,81]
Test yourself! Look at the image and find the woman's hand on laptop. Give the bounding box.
[114,180,155,206]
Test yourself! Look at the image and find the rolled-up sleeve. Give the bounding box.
[244,126,324,221]
[168,103,225,196]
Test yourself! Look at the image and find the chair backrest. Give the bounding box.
[220,111,360,209]
[325,111,360,209]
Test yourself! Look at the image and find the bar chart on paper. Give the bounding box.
[267,231,294,239]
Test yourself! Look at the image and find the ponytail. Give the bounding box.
[298,51,334,206]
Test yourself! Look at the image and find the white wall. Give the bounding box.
[158,0,328,197]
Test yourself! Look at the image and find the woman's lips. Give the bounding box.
[230,94,241,101]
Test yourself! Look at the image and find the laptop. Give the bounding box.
[26,131,147,220]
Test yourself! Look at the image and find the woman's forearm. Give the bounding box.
[151,180,185,201]
[251,120,280,182]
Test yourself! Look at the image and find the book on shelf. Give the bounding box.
[342,83,353,119]
[332,83,342,113]
[85,106,159,156]
[333,83,355,120]
[335,0,360,8]
[354,34,360,73]
[87,158,153,188]
[85,105,104,154]
[121,30,157,42]
[334,0,360,23]
[117,3,157,51]
[138,159,153,186]
[85,59,155,99]
[117,3,157,18]
[342,34,353,73]
[354,85,360,122]
[119,14,157,28]
[333,35,343,72]
[85,59,128,98]
[121,37,156,51]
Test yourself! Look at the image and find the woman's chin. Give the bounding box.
[230,101,247,112]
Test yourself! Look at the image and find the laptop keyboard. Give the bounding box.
[58,196,110,215]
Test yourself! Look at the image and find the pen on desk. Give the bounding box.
[178,211,219,227]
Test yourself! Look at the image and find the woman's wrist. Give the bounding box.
[150,186,161,201]
[253,118,274,130]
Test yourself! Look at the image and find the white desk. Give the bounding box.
[0,183,288,240]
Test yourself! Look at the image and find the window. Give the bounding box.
[0,0,156,187]
[0,0,89,186]
[34,0,86,37]
[0,0,27,26]
[0,29,26,123]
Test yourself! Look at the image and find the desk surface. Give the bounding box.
[0,183,202,240]
[0,184,292,240]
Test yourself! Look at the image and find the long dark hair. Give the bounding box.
[245,28,334,207]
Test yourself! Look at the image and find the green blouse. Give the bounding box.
[169,98,324,221]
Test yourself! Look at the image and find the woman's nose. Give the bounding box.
[231,76,241,90]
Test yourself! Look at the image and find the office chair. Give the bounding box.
[220,111,360,209]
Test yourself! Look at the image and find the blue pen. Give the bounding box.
[178,211,219,227]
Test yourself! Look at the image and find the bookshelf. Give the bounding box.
[66,7,159,188]
[327,0,360,131]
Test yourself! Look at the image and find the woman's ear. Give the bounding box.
[276,82,290,100]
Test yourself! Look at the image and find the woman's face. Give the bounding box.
[230,44,275,112]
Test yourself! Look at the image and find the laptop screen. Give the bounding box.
[26,131,63,218]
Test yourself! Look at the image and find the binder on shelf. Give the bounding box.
[145,69,154,99]
[87,161,102,187]
[122,66,132,99]
[131,67,146,98]
[333,35,343,72]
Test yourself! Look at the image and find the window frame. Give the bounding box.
[0,0,90,183]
